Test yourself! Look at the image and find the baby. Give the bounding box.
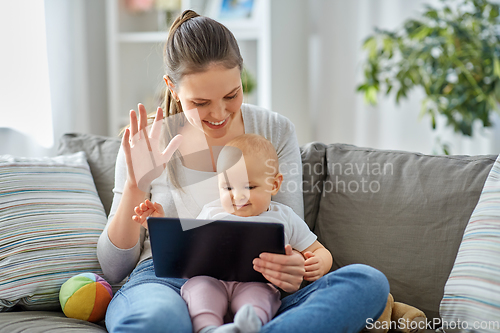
[133,134,333,333]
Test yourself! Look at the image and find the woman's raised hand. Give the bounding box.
[122,104,146,190]
[122,104,183,192]
[253,244,305,293]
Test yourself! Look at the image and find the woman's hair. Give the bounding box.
[160,10,244,189]
[161,9,243,116]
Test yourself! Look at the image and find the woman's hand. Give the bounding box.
[122,104,182,192]
[122,104,149,190]
[253,244,305,293]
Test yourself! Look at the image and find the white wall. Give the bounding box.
[269,0,311,146]
[46,0,109,139]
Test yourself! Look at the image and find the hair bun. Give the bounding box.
[169,9,200,34]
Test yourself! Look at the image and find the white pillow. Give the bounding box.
[440,155,500,332]
[0,152,108,311]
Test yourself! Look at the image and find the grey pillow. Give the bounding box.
[58,133,121,216]
[0,311,106,332]
[314,143,496,320]
[300,142,327,231]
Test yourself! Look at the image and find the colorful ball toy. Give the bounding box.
[59,273,113,322]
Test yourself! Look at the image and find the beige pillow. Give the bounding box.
[0,152,108,311]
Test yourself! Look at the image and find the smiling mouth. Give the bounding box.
[203,115,230,128]
[207,119,226,126]
[234,204,250,209]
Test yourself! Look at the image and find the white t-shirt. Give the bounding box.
[197,199,317,252]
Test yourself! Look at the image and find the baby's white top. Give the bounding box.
[197,199,317,252]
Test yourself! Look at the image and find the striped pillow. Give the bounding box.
[440,154,500,331]
[0,152,108,311]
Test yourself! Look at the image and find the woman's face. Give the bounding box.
[171,65,243,139]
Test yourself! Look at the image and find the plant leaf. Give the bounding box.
[365,86,379,105]
[494,55,500,77]
[363,36,378,59]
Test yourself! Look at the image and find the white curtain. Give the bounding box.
[0,1,53,156]
[308,0,500,155]
[0,0,108,158]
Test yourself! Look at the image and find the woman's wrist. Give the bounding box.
[124,179,146,196]
[107,181,147,249]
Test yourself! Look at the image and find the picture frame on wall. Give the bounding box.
[206,0,257,22]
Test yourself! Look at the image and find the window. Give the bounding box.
[0,1,53,148]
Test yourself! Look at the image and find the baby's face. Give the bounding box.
[218,155,277,217]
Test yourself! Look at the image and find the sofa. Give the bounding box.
[0,132,497,332]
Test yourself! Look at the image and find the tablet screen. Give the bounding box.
[147,217,285,283]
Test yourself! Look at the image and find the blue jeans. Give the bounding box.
[105,259,389,333]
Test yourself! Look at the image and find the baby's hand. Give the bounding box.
[132,199,165,229]
[303,251,323,282]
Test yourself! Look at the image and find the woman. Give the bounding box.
[97,10,389,333]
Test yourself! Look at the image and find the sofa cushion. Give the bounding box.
[314,143,496,320]
[0,311,106,332]
[440,155,500,331]
[300,142,327,231]
[58,133,121,216]
[0,152,108,311]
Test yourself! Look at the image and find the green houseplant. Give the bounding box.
[241,66,256,95]
[357,0,500,149]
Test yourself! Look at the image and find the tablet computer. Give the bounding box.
[147,217,285,283]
